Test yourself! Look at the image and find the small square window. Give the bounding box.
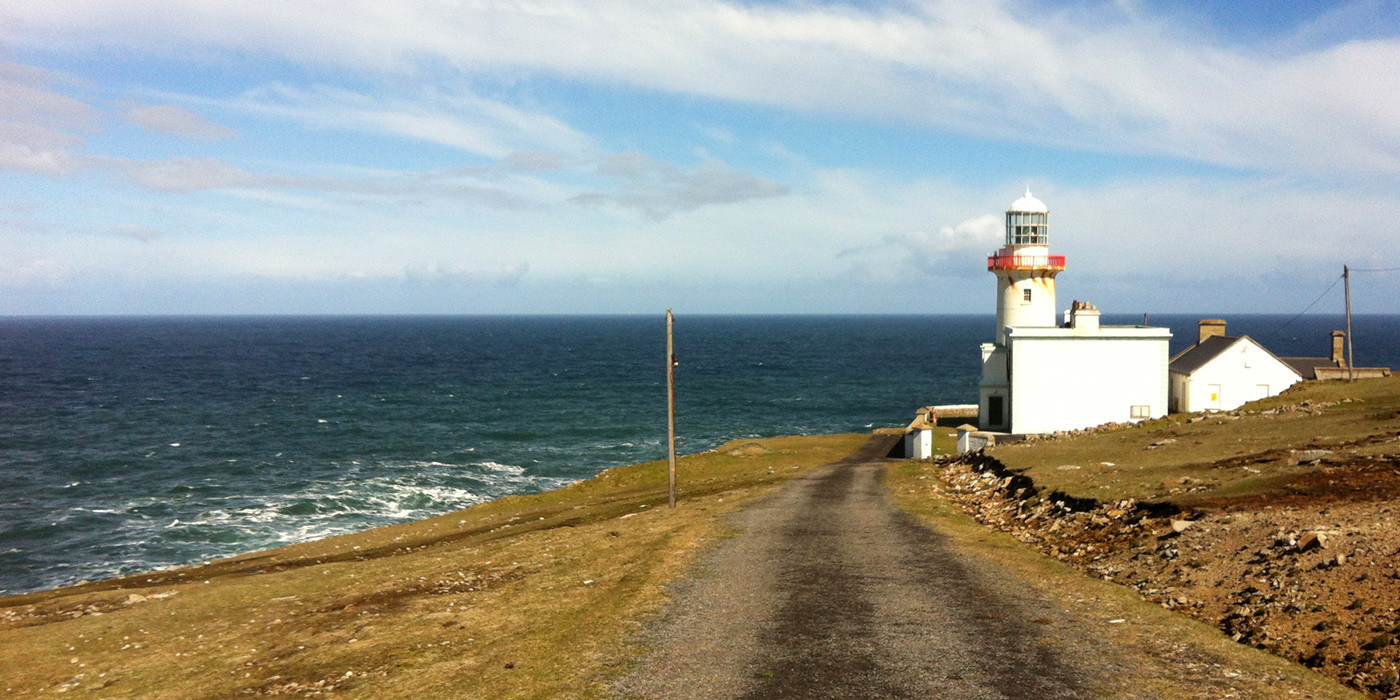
[1131,405,1151,419]
[1022,289,1032,303]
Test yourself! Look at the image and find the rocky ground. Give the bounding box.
[933,425,1400,698]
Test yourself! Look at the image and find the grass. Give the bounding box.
[0,433,869,699]
[984,375,1400,505]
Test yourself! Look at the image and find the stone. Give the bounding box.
[1291,449,1332,464]
[1170,519,1195,533]
[1297,532,1327,552]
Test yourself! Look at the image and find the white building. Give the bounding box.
[977,191,1172,435]
[1169,319,1302,412]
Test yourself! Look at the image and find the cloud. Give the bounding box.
[0,61,100,130]
[838,213,1004,285]
[5,1,1398,177]
[0,62,99,175]
[0,122,88,174]
[220,83,593,159]
[104,224,161,242]
[120,156,253,192]
[572,151,789,219]
[125,104,235,140]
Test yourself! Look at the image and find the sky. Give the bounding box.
[2,0,1398,315]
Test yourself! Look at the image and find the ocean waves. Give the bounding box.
[0,457,561,594]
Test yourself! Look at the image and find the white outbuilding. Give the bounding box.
[977,190,1172,436]
[1168,320,1302,413]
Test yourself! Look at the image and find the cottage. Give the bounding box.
[1168,320,1301,413]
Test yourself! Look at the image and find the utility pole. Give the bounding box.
[1344,265,1354,382]
[666,309,678,508]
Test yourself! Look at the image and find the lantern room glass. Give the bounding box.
[1005,211,1048,245]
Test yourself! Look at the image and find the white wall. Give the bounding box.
[1006,329,1170,434]
[905,429,934,459]
[978,343,1009,431]
[1173,339,1300,412]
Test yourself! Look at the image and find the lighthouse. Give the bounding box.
[989,189,1065,344]
[975,189,1171,437]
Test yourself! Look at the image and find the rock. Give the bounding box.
[1291,449,1332,464]
[1297,532,1328,552]
[1056,465,1081,471]
[125,593,147,604]
[1171,519,1195,533]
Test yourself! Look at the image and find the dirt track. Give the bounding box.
[616,440,1366,699]
[616,445,1108,699]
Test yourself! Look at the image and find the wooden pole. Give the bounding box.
[1345,265,1354,382]
[666,309,677,508]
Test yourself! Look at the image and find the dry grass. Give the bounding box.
[0,434,869,699]
[985,375,1400,505]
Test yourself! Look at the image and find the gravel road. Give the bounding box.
[616,440,1111,699]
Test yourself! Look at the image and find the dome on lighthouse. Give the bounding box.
[1008,188,1048,213]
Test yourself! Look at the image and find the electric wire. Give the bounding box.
[1257,272,1345,341]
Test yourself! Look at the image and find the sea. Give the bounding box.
[2,314,1397,596]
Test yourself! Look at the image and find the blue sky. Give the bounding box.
[2,0,1398,315]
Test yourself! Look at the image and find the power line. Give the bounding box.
[1259,271,1345,340]
[1349,266,1400,273]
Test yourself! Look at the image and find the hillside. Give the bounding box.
[924,375,1400,697]
[0,435,869,698]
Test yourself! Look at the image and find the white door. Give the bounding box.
[1208,384,1222,410]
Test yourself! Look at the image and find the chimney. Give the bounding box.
[1198,319,1227,344]
[1332,330,1347,367]
[1070,300,1100,332]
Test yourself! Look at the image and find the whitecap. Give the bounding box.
[475,461,525,475]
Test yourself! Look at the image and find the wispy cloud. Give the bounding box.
[125,104,235,141]
[218,83,593,159]
[572,151,789,219]
[5,1,1398,177]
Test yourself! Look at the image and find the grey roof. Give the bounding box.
[1279,356,1338,380]
[1169,335,1240,375]
[1169,334,1302,378]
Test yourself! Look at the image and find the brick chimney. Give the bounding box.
[1198,319,1227,344]
[1332,330,1347,367]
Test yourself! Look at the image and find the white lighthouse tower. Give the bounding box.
[989,188,1064,344]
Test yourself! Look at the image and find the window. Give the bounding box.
[1022,288,1032,303]
[1131,405,1151,419]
